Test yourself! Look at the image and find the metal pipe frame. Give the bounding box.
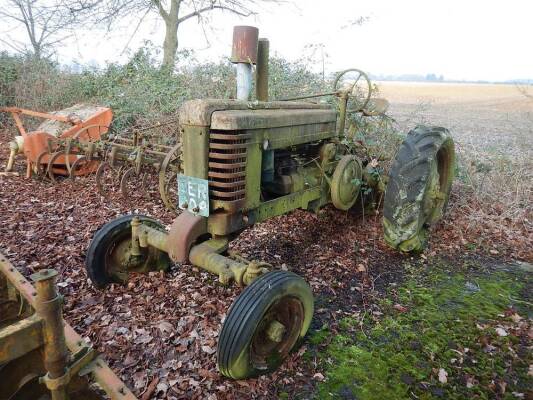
[0,253,138,400]
[337,92,349,137]
[32,269,69,400]
[131,220,268,286]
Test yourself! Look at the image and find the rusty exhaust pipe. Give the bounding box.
[231,26,259,101]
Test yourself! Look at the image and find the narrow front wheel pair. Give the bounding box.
[85,216,314,379]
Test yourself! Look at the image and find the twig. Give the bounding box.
[141,376,159,400]
[500,294,533,307]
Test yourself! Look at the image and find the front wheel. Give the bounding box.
[383,125,455,252]
[85,214,170,288]
[217,270,314,379]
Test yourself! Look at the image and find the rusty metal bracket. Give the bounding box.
[40,370,71,391]
[40,343,97,391]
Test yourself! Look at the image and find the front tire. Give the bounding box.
[383,125,455,252]
[86,214,170,288]
[217,271,314,379]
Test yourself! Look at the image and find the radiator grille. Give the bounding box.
[208,130,250,207]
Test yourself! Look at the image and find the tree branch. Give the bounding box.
[151,0,169,22]
[120,6,152,55]
[177,4,254,24]
[0,36,27,54]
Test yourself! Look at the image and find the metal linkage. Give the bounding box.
[130,217,268,286]
[0,253,138,399]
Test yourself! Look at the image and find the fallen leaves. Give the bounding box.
[393,303,408,313]
[438,368,448,384]
[495,327,508,337]
[313,373,325,381]
[1,125,531,399]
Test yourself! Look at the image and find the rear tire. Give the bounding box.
[217,271,313,379]
[383,125,455,252]
[86,214,170,288]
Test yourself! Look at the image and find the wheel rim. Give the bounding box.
[47,150,67,183]
[69,156,87,180]
[250,296,304,370]
[159,143,182,211]
[331,155,362,210]
[105,234,137,282]
[95,161,119,198]
[120,167,148,200]
[103,221,168,282]
[0,351,47,399]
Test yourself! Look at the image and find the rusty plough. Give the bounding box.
[1,104,112,181]
[2,105,182,212]
[0,252,138,399]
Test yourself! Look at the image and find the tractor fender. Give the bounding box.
[167,211,208,263]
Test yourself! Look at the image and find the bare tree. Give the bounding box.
[93,0,277,70]
[0,0,91,59]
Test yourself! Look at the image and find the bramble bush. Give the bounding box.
[0,48,328,132]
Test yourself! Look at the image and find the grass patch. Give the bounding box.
[314,263,532,399]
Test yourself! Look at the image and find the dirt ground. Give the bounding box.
[0,82,531,399]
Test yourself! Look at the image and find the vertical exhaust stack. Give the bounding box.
[256,38,270,102]
[231,26,259,101]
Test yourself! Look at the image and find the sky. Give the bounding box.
[1,0,532,82]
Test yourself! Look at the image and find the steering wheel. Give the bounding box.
[333,68,372,112]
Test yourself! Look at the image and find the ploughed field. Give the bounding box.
[0,82,531,399]
[377,81,532,159]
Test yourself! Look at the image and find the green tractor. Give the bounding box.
[85,26,455,379]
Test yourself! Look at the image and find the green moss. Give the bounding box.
[309,324,331,346]
[315,264,531,399]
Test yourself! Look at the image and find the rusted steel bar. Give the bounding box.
[32,269,69,400]
[143,149,168,156]
[154,144,174,150]
[0,107,72,123]
[0,253,37,303]
[279,90,339,101]
[105,142,141,150]
[132,218,169,255]
[112,137,135,144]
[81,356,137,400]
[11,111,27,136]
[337,92,349,137]
[0,314,43,364]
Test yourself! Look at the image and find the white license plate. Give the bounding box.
[177,174,209,217]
